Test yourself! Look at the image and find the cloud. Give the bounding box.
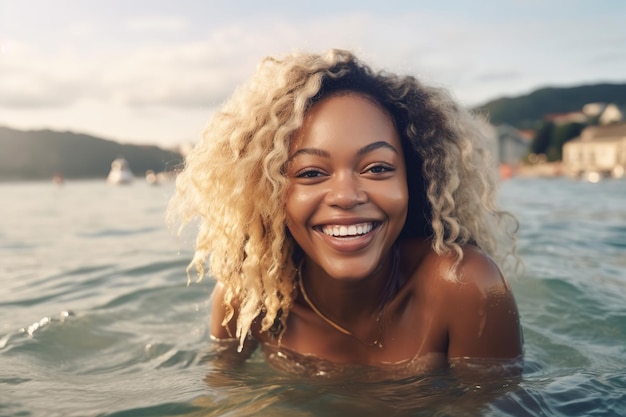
[0,41,97,108]
[2,10,625,113]
[0,75,79,108]
[124,16,188,33]
[2,5,626,146]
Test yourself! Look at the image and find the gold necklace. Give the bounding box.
[296,250,399,349]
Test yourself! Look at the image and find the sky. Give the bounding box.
[1,0,625,148]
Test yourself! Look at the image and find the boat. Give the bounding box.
[107,157,134,185]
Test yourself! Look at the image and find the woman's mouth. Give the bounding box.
[319,222,377,237]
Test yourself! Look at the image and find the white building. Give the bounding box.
[582,102,624,125]
[562,123,626,179]
[599,104,623,125]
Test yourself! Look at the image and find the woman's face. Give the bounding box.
[286,93,408,280]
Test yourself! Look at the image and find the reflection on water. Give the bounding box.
[199,341,522,417]
[262,343,448,380]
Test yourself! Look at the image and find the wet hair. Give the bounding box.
[168,49,518,348]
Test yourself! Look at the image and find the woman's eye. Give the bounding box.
[367,164,395,174]
[296,169,324,178]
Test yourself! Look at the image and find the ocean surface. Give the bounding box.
[0,177,624,416]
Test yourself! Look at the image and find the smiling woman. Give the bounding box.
[168,49,522,377]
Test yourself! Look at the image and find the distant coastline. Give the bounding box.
[0,126,183,181]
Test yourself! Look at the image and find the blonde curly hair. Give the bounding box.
[168,49,518,348]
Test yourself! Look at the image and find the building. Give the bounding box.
[599,104,623,125]
[480,123,531,179]
[496,124,531,166]
[562,123,626,179]
[582,102,624,125]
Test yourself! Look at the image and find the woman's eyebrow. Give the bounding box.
[288,148,329,161]
[288,140,398,162]
[357,141,399,156]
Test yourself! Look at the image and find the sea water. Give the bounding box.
[0,178,624,416]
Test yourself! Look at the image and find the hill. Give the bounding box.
[474,83,626,128]
[0,126,183,181]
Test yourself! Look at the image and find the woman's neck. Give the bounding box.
[298,248,399,323]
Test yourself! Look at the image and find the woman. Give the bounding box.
[170,49,522,375]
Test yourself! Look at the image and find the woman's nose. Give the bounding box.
[324,172,367,208]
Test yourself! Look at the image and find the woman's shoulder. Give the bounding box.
[401,238,507,293]
[399,239,517,319]
[400,239,522,359]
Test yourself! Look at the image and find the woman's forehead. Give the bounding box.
[290,93,400,154]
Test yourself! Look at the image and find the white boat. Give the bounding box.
[107,158,134,185]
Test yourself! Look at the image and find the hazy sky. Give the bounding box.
[1,0,625,147]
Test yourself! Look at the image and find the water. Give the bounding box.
[0,178,624,416]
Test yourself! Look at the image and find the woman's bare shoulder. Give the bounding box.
[453,245,508,288]
[402,241,522,359]
[406,242,507,290]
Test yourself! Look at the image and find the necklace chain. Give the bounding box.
[296,248,400,349]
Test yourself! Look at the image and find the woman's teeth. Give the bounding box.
[321,223,374,237]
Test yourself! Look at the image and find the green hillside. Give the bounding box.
[474,83,626,128]
[0,126,183,181]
